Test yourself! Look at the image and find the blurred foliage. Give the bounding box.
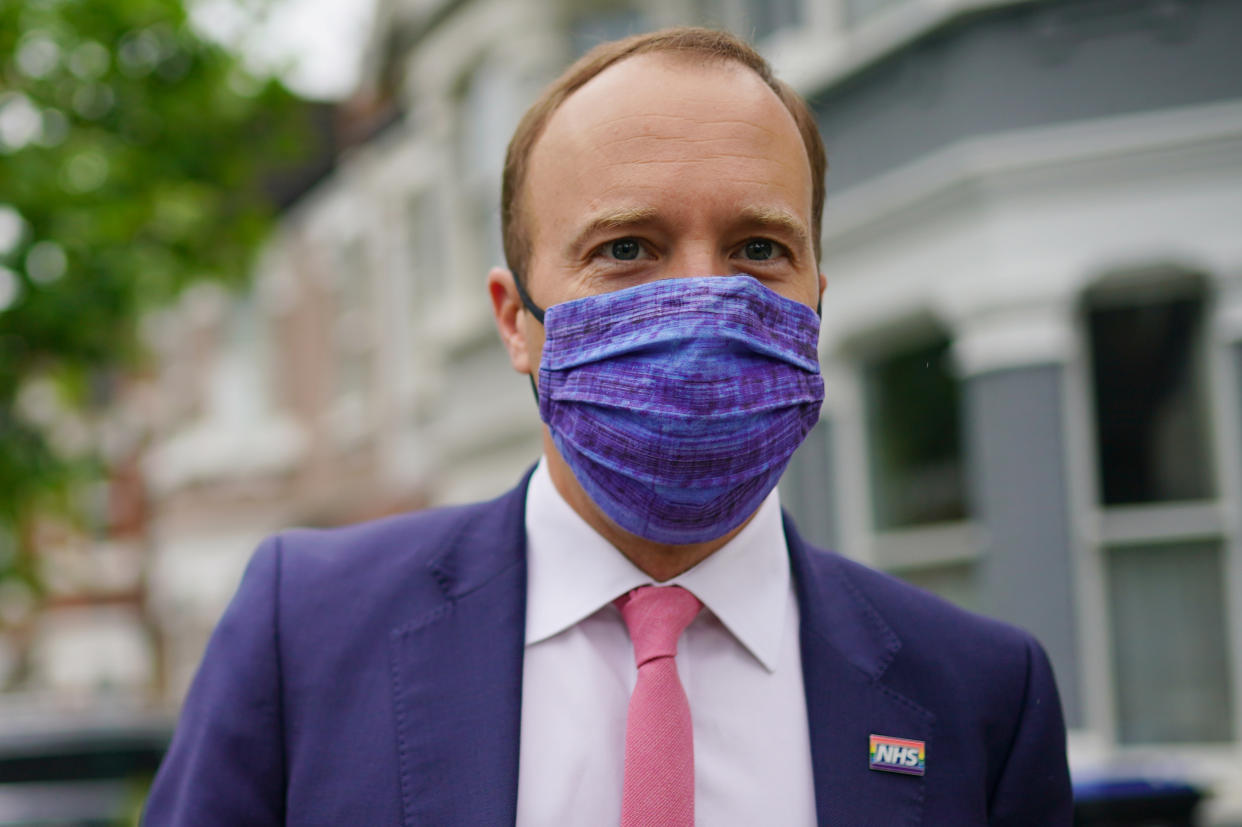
[0,0,314,583]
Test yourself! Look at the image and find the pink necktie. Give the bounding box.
[615,585,703,827]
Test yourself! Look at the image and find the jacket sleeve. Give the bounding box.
[143,536,286,826]
[988,635,1073,826]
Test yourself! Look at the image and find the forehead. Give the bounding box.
[524,53,812,237]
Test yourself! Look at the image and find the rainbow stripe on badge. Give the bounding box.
[869,734,925,776]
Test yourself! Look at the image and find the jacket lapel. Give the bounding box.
[786,516,933,827]
[388,478,530,826]
[385,482,934,825]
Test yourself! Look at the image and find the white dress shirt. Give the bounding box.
[516,460,817,826]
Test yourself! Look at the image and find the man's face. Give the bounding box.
[515,52,824,375]
[487,51,826,557]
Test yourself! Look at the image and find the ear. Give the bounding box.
[488,266,533,374]
[818,271,827,302]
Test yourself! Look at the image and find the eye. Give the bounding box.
[608,238,642,260]
[742,239,778,261]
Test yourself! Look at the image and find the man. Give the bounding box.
[145,27,1071,826]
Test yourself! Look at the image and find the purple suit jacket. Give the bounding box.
[144,472,1071,825]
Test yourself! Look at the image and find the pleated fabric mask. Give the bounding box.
[536,274,825,545]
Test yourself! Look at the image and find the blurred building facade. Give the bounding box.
[18,0,1241,819]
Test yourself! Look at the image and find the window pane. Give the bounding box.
[406,192,445,305]
[570,4,647,57]
[1108,541,1233,744]
[864,338,967,529]
[462,62,510,181]
[474,193,504,272]
[780,419,837,550]
[746,0,804,40]
[843,0,910,26]
[459,62,512,275]
[1088,291,1213,505]
[335,240,370,398]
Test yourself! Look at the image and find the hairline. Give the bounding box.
[502,28,826,285]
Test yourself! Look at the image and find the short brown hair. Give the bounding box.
[500,26,827,282]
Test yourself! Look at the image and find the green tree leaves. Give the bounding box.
[0,0,313,580]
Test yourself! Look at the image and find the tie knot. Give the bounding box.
[615,585,702,667]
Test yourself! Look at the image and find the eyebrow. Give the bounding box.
[566,206,659,255]
[564,204,811,255]
[736,205,811,252]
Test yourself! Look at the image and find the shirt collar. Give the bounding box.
[523,459,791,672]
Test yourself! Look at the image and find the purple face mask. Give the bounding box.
[535,274,825,546]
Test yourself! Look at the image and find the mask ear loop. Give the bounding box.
[512,271,544,402]
[512,271,545,323]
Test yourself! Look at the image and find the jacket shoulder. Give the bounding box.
[798,542,1044,700]
[827,548,1032,649]
[267,478,529,617]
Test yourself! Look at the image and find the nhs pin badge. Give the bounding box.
[869,734,926,776]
